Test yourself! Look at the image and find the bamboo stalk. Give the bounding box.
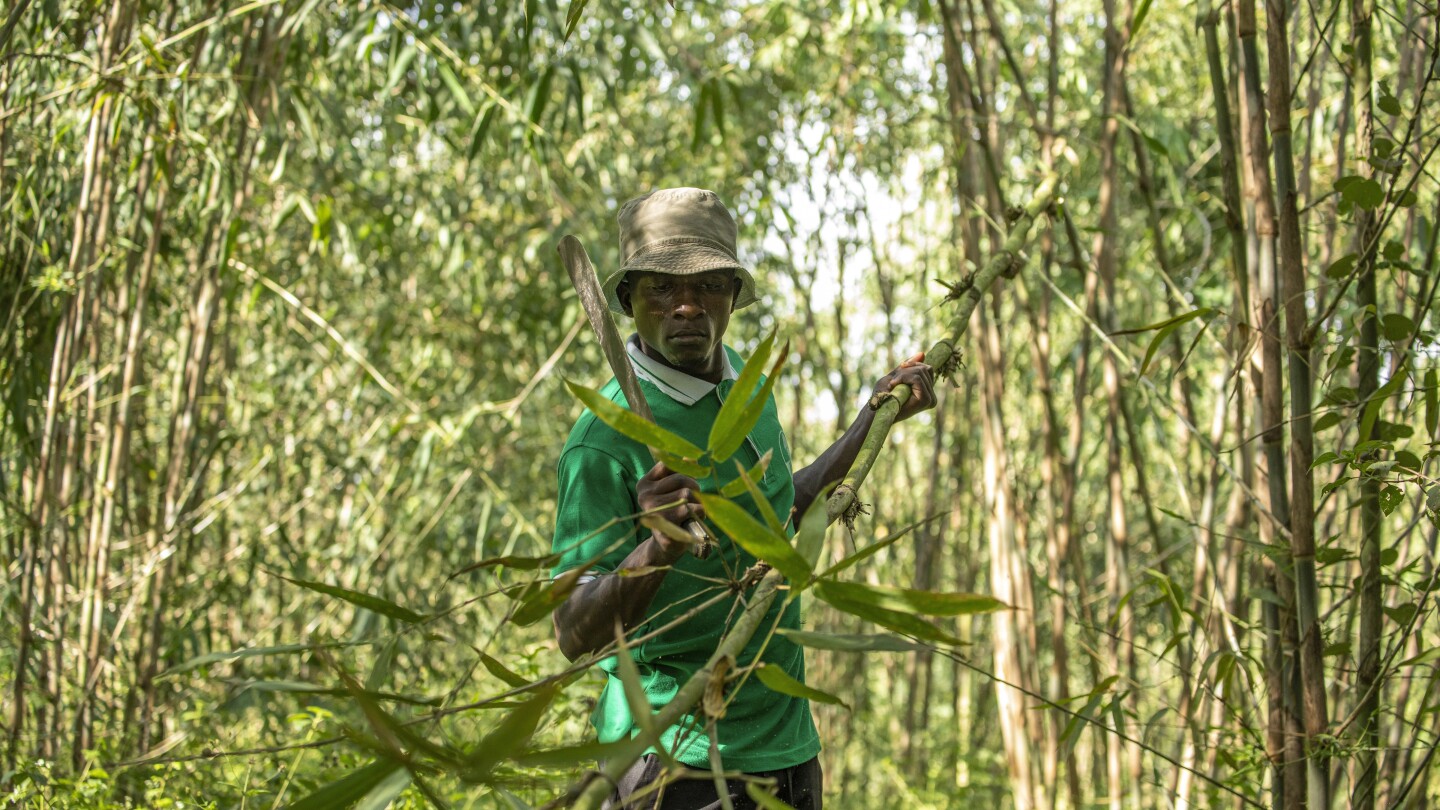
[1350,0,1382,803]
[1265,0,1332,804]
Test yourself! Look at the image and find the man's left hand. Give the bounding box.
[871,352,937,422]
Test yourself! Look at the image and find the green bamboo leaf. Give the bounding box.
[275,574,426,624]
[613,633,655,735]
[1115,308,1212,376]
[698,494,811,583]
[719,451,773,499]
[352,769,413,810]
[447,553,559,582]
[811,583,963,645]
[511,567,587,627]
[654,449,711,479]
[563,0,591,41]
[566,379,705,460]
[709,330,776,460]
[792,491,829,571]
[285,759,403,810]
[385,44,417,93]
[711,340,788,463]
[159,642,362,679]
[755,663,849,711]
[813,580,1005,616]
[1129,0,1155,42]
[438,63,475,117]
[515,740,630,768]
[467,101,499,162]
[1360,362,1409,440]
[480,652,531,688]
[777,628,920,653]
[729,458,784,537]
[463,685,560,781]
[819,515,940,580]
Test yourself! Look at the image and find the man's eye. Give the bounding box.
[701,281,725,292]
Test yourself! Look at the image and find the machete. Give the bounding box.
[559,234,713,559]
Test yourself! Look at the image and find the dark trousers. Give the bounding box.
[602,753,823,810]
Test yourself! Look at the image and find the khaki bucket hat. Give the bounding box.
[602,187,759,314]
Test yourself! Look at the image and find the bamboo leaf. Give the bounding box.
[438,63,475,117]
[812,580,1005,617]
[479,652,531,689]
[462,686,561,782]
[1360,363,1409,441]
[792,490,829,571]
[819,515,941,580]
[563,0,591,42]
[718,449,773,498]
[447,553,559,582]
[729,458,784,537]
[352,768,413,810]
[710,330,777,460]
[285,759,403,810]
[515,740,630,768]
[511,567,588,627]
[654,449,712,478]
[776,628,920,653]
[811,583,964,645]
[275,574,426,624]
[565,379,706,459]
[754,663,849,711]
[160,642,362,679]
[697,494,811,584]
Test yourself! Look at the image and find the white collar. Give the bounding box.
[626,334,738,406]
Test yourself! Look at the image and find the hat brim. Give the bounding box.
[602,243,758,314]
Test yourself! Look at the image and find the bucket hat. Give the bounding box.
[602,187,759,314]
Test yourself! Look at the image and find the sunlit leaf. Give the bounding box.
[275,573,426,624]
[698,494,810,584]
[566,379,705,460]
[718,449,773,498]
[463,685,560,782]
[284,759,403,810]
[777,628,920,653]
[755,663,849,711]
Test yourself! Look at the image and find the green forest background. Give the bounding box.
[3,0,1438,807]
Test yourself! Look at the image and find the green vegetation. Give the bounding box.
[2,1,1437,808]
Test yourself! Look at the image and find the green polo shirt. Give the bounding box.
[551,343,820,772]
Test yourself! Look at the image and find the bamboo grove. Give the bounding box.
[2,0,1438,808]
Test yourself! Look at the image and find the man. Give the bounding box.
[551,187,935,809]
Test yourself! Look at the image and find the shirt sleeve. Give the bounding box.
[551,445,642,579]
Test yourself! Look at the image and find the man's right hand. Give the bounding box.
[636,461,703,561]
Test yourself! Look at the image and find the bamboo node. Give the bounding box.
[702,654,735,720]
[1001,250,1027,279]
[938,272,976,302]
[835,484,869,531]
[935,341,965,382]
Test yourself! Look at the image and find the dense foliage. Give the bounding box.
[2,0,1437,807]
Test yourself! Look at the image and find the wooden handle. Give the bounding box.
[684,519,711,559]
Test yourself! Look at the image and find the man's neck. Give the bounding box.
[637,340,726,384]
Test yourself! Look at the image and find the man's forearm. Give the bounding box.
[791,406,878,522]
[553,533,683,661]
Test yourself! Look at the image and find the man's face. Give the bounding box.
[619,270,742,380]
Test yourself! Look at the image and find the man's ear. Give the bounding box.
[617,277,635,317]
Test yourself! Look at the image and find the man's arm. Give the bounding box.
[553,462,699,661]
[791,353,937,521]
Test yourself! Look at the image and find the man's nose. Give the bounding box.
[670,284,704,317]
